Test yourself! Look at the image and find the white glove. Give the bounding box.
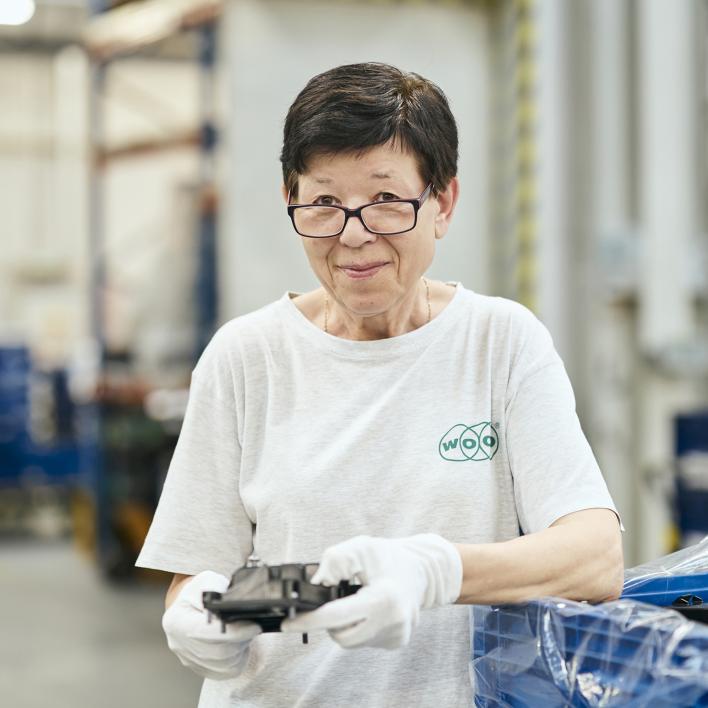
[280,534,463,650]
[162,570,262,680]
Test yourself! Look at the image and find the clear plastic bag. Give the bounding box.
[471,598,708,707]
[622,535,708,604]
[470,538,708,707]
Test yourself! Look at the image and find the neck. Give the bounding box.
[325,278,431,341]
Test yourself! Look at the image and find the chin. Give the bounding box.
[338,292,392,317]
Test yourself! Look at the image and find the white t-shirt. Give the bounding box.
[136,283,618,707]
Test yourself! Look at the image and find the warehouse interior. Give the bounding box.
[1,0,707,706]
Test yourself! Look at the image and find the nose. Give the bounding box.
[337,213,378,248]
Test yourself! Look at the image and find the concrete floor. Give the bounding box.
[0,540,202,708]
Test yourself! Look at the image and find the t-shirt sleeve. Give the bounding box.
[504,307,621,535]
[135,334,254,578]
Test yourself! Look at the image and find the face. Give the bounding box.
[284,142,458,319]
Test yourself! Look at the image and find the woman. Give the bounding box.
[137,63,623,707]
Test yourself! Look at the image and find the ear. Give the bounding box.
[434,176,459,240]
[281,183,290,204]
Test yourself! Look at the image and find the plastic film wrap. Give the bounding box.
[471,598,708,707]
[470,539,708,707]
[622,535,708,605]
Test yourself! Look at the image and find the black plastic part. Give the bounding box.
[671,594,708,624]
[202,562,361,636]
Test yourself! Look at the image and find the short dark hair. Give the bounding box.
[280,62,458,199]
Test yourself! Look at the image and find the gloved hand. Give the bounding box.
[162,570,262,680]
[280,534,463,650]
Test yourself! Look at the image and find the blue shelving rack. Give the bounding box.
[85,1,222,574]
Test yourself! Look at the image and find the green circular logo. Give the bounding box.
[439,422,499,462]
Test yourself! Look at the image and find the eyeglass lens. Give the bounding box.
[293,201,416,237]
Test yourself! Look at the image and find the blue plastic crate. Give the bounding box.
[0,346,30,372]
[471,599,708,707]
[622,537,708,618]
[0,348,85,486]
[0,347,30,457]
[621,572,708,606]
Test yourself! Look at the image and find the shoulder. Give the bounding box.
[458,287,548,343]
[212,297,288,349]
[461,288,530,319]
[192,296,289,384]
[455,287,559,383]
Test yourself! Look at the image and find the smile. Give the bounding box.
[338,262,389,280]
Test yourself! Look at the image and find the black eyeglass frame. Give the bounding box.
[287,183,434,239]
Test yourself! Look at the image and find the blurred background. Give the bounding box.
[1,0,707,705]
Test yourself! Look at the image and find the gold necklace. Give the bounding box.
[324,277,431,334]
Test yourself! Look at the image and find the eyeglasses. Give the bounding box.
[287,184,433,238]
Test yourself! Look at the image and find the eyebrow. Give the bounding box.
[311,172,397,184]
